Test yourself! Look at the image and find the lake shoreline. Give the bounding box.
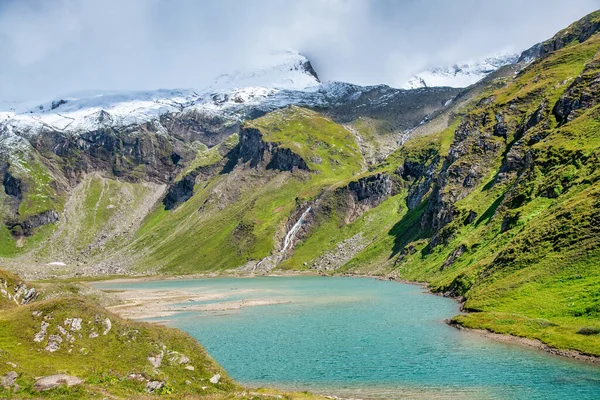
[90,270,600,366]
[447,322,600,365]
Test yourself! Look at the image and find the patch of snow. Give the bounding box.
[207,51,319,91]
[403,53,519,89]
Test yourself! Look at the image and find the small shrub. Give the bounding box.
[576,327,600,335]
[160,384,174,395]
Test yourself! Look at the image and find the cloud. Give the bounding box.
[0,0,599,103]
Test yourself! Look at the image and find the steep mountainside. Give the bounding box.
[345,10,600,356]
[1,9,600,358]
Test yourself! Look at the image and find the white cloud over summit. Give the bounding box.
[0,0,598,103]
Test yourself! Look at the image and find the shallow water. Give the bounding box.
[95,276,600,399]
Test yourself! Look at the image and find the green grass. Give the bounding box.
[2,146,63,221]
[175,141,227,182]
[126,106,366,274]
[0,296,237,398]
[246,106,365,179]
[0,223,56,257]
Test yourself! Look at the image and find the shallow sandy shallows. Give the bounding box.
[101,287,290,320]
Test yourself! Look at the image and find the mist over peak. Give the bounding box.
[0,0,599,102]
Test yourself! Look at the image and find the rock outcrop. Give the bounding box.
[0,274,38,306]
[1,371,18,390]
[33,374,83,391]
[229,127,309,172]
[163,174,197,210]
[553,51,600,124]
[343,173,395,223]
[7,210,60,237]
[422,111,503,244]
[3,171,22,200]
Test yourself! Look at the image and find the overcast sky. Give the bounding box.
[1,0,599,103]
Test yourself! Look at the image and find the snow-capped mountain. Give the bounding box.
[0,50,458,144]
[208,51,320,91]
[0,52,323,136]
[403,53,520,89]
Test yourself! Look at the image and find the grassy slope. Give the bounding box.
[0,142,65,256]
[3,174,166,276]
[128,106,365,273]
[0,297,235,398]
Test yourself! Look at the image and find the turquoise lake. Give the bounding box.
[94,276,600,399]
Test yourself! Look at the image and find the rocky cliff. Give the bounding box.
[230,127,309,172]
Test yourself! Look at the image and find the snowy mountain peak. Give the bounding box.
[208,51,320,92]
[403,53,519,89]
[0,51,327,135]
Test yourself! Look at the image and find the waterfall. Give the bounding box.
[282,207,311,253]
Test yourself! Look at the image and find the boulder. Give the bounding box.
[148,351,163,368]
[33,374,83,391]
[146,380,165,393]
[1,371,17,388]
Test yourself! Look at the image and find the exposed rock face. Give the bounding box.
[398,155,440,210]
[343,173,395,222]
[229,127,309,172]
[493,113,509,138]
[266,147,309,171]
[322,84,460,130]
[160,110,240,147]
[348,173,393,204]
[463,210,478,225]
[27,126,186,184]
[163,174,197,210]
[553,52,600,123]
[442,244,467,270]
[163,164,220,210]
[7,210,60,237]
[3,171,22,199]
[518,43,544,63]
[33,374,83,391]
[421,111,505,246]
